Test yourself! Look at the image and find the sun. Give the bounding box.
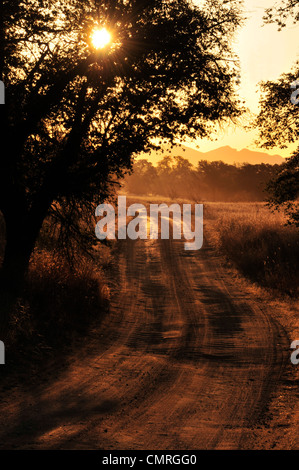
[91,27,112,49]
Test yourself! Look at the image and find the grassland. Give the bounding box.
[205,202,299,297]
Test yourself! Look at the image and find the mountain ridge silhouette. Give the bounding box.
[140,145,284,166]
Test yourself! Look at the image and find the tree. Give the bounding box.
[264,0,299,28]
[266,152,299,226]
[125,159,158,195]
[255,68,299,225]
[255,10,299,226]
[0,0,243,302]
[255,64,299,150]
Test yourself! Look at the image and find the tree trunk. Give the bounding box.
[0,207,47,340]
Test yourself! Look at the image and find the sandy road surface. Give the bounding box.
[0,217,294,449]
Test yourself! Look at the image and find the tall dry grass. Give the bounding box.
[0,210,111,366]
[206,203,299,297]
[6,249,110,366]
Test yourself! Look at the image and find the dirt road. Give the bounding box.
[0,222,295,449]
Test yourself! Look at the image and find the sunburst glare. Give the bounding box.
[91,27,111,49]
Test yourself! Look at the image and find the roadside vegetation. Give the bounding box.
[124,156,298,298]
[205,203,299,297]
[0,215,110,369]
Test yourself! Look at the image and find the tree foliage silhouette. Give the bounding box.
[264,0,299,28]
[125,157,280,202]
[0,0,243,297]
[256,65,299,150]
[266,154,299,227]
[255,10,299,226]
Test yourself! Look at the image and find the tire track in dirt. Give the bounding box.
[0,213,291,449]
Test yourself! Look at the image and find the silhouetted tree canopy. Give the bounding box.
[264,0,299,28]
[124,156,281,202]
[0,0,244,298]
[266,151,299,226]
[255,62,299,226]
[255,64,299,149]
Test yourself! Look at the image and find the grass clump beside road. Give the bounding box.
[0,212,111,368]
[206,203,299,297]
[6,249,110,364]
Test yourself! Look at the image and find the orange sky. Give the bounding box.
[184,0,299,158]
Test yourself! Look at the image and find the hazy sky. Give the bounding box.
[186,0,299,157]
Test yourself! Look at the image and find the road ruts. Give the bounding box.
[0,220,290,449]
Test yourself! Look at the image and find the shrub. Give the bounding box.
[211,203,299,296]
[8,250,109,353]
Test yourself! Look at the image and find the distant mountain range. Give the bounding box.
[139,145,284,166]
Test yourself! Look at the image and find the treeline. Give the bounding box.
[124,156,281,201]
